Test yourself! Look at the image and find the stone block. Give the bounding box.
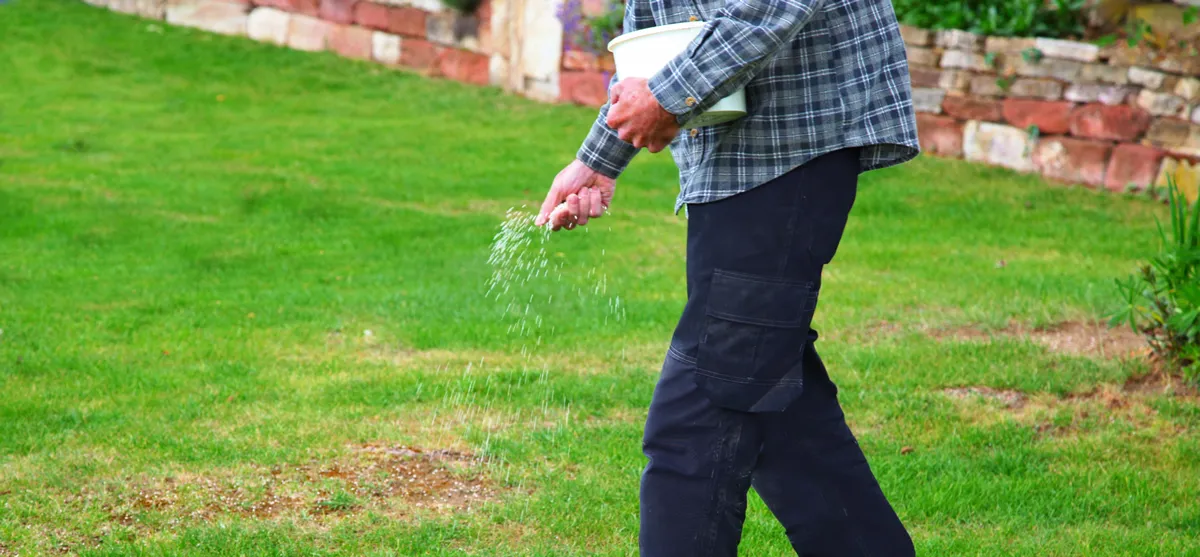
[912,88,947,114]
[1002,99,1073,135]
[287,14,331,51]
[1128,66,1168,89]
[963,121,1036,172]
[1193,105,1200,125]
[1144,119,1200,157]
[1003,56,1082,81]
[1174,77,1200,102]
[1135,90,1187,117]
[1069,104,1153,141]
[426,10,479,50]
[489,52,509,87]
[388,5,427,37]
[435,48,489,85]
[353,1,388,29]
[563,49,598,71]
[329,23,372,59]
[941,50,990,71]
[916,114,965,157]
[985,36,1035,53]
[1063,83,1135,105]
[899,25,932,46]
[1157,158,1200,203]
[1009,78,1063,100]
[1034,38,1100,62]
[970,75,1008,97]
[1105,144,1166,192]
[910,68,969,92]
[318,0,356,23]
[559,70,608,107]
[943,96,1003,122]
[906,46,940,68]
[1080,63,1129,85]
[400,37,440,69]
[1033,137,1112,186]
[371,31,401,64]
[247,7,290,45]
[166,1,249,35]
[936,29,982,51]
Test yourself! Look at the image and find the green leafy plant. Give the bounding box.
[439,0,483,13]
[996,76,1014,91]
[892,0,1086,38]
[1110,177,1200,383]
[1021,47,1044,63]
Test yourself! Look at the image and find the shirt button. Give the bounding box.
[685,96,697,107]
[689,128,699,137]
[688,15,698,21]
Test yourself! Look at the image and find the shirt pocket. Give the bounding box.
[694,269,820,412]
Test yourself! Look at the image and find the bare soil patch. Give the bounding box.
[934,320,1147,358]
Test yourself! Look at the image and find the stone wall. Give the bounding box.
[903,26,1200,200]
[85,0,568,101]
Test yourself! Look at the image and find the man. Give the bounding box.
[534,0,920,554]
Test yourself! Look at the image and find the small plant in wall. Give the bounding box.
[440,0,483,14]
[557,0,625,56]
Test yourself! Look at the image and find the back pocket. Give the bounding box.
[694,270,819,412]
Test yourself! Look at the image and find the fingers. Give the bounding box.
[536,186,562,227]
[589,187,604,217]
[567,193,582,227]
[609,80,626,105]
[577,189,592,226]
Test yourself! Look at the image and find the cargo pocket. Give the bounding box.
[694,270,820,413]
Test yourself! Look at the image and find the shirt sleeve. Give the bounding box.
[648,0,827,124]
[575,1,655,179]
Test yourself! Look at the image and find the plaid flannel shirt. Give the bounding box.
[576,0,921,213]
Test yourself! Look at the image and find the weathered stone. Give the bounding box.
[985,36,1035,53]
[916,114,965,157]
[1108,44,1156,67]
[943,96,1003,122]
[488,52,509,87]
[353,1,388,29]
[388,6,427,38]
[1063,83,1135,106]
[559,70,608,107]
[108,0,165,19]
[1002,99,1073,135]
[1151,56,1200,77]
[427,10,479,50]
[1128,66,1168,89]
[520,0,563,83]
[941,50,991,71]
[905,46,940,68]
[329,24,372,59]
[899,25,932,46]
[1135,90,1187,117]
[1033,137,1112,187]
[166,2,249,36]
[963,121,1036,172]
[936,29,982,51]
[371,31,401,64]
[1193,105,1200,125]
[971,75,1008,97]
[912,88,947,114]
[400,37,440,69]
[1144,119,1200,157]
[910,68,968,92]
[435,48,489,85]
[564,50,601,72]
[318,0,356,23]
[1174,77,1200,102]
[1080,63,1129,85]
[1003,56,1082,81]
[1105,144,1166,192]
[1009,78,1063,100]
[1034,38,1100,62]
[1157,158,1200,203]
[1069,104,1153,141]
[287,14,331,51]
[279,0,320,17]
[247,7,290,45]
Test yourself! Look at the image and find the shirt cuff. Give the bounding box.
[576,113,639,179]
[648,55,715,125]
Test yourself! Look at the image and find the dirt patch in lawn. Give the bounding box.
[938,320,1147,359]
[98,444,497,529]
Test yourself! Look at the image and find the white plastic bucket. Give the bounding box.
[606,22,747,127]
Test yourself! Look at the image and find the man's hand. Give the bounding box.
[606,78,680,153]
[535,159,615,231]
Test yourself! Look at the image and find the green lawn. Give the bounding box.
[2,1,1199,555]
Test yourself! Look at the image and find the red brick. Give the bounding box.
[386,6,426,38]
[329,24,373,60]
[563,49,598,71]
[435,49,490,85]
[909,67,942,89]
[285,0,319,16]
[942,96,1002,122]
[353,2,388,29]
[1104,144,1166,192]
[916,114,964,158]
[400,38,441,69]
[1032,136,1113,187]
[1002,99,1074,135]
[1068,103,1154,142]
[560,70,609,107]
[253,0,291,8]
[319,0,356,23]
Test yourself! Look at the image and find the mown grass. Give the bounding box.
[2,1,1198,555]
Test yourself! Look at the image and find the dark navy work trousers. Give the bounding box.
[640,148,914,556]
